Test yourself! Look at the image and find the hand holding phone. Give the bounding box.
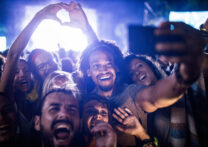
[128,25,186,57]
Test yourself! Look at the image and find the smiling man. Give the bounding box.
[80,40,124,98]
[34,71,81,147]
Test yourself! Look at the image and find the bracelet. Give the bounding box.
[175,64,200,86]
[142,137,159,147]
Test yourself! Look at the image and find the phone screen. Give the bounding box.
[128,25,186,56]
[128,25,157,56]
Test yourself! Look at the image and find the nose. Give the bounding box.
[19,70,24,77]
[135,68,142,76]
[57,108,69,120]
[99,65,108,73]
[94,113,103,121]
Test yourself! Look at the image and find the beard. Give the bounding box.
[98,84,114,92]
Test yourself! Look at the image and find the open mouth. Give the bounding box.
[20,80,29,87]
[138,73,146,81]
[98,74,112,81]
[139,74,146,81]
[54,124,71,140]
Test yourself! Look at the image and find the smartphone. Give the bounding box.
[128,25,186,56]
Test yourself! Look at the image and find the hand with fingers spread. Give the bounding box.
[91,121,117,147]
[155,22,206,86]
[155,22,205,63]
[112,107,150,141]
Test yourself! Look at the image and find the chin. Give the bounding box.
[22,88,30,93]
[99,85,113,92]
[54,138,72,147]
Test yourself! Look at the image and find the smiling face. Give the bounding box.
[35,92,80,147]
[0,95,17,144]
[14,60,32,93]
[87,50,117,95]
[34,52,58,81]
[82,100,109,135]
[129,58,158,86]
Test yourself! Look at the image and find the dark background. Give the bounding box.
[0,0,208,50]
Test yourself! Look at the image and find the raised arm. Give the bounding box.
[137,22,206,112]
[0,3,67,92]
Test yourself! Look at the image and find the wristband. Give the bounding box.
[142,137,159,147]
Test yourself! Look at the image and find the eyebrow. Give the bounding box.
[49,103,79,109]
[49,103,60,107]
[90,58,112,63]
[68,104,79,109]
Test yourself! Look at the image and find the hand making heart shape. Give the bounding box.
[36,1,90,31]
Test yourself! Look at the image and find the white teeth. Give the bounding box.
[100,75,110,80]
[56,124,70,130]
[139,74,146,81]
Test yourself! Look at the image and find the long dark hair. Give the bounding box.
[124,54,167,84]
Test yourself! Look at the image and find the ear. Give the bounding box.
[87,69,91,77]
[34,115,41,131]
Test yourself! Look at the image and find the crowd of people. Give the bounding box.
[0,1,208,147]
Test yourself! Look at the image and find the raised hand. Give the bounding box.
[62,2,90,31]
[155,22,206,85]
[112,107,150,141]
[155,22,205,63]
[91,121,117,147]
[36,2,69,24]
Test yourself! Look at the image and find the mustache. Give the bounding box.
[51,119,73,130]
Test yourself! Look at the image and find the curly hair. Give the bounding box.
[79,40,125,93]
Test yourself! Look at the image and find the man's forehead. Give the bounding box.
[44,92,78,106]
[89,50,114,63]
